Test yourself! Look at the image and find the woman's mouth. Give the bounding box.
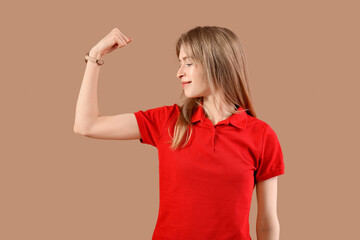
[182,81,192,87]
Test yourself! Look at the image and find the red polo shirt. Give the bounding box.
[134,103,285,240]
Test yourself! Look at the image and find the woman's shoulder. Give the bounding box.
[147,103,180,120]
[139,102,179,112]
[245,113,275,133]
[161,103,180,113]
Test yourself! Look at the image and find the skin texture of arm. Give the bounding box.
[73,48,103,135]
[255,176,281,240]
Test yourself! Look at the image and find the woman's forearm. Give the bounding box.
[73,48,104,135]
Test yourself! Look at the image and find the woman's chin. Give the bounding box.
[185,94,201,99]
[184,91,194,98]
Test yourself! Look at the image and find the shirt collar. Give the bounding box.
[191,103,247,129]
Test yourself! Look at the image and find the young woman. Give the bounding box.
[74,26,285,240]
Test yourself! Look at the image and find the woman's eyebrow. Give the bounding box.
[179,56,192,62]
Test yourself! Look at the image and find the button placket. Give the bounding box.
[212,127,216,152]
[205,126,216,151]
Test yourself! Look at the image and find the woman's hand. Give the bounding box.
[90,28,133,58]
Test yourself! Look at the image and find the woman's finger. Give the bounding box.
[115,35,126,48]
[119,31,131,43]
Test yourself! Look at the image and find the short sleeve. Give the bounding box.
[254,124,285,183]
[134,104,176,148]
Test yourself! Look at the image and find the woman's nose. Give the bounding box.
[177,67,185,79]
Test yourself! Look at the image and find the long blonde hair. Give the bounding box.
[168,26,256,151]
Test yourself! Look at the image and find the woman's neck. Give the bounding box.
[202,95,233,125]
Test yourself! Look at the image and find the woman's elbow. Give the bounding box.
[256,217,280,240]
[73,124,88,135]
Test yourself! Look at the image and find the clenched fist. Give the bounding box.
[89,28,133,58]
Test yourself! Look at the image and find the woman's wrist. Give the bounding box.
[89,48,104,59]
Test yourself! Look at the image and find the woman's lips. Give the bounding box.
[182,81,191,87]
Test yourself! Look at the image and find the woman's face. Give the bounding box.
[177,46,211,98]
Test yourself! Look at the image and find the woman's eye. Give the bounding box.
[178,63,192,69]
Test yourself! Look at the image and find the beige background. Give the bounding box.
[1,0,359,239]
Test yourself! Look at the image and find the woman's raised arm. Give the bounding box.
[73,28,138,140]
